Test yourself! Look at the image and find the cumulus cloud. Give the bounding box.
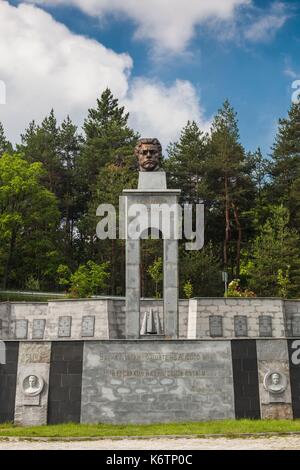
[123,79,209,147]
[244,2,289,42]
[25,0,250,53]
[0,2,209,148]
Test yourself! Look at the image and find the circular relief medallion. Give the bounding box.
[263,371,287,394]
[22,374,44,397]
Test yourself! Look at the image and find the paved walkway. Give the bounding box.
[1,436,300,450]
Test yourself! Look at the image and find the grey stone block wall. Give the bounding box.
[0,302,10,339]
[187,298,286,339]
[1,296,299,341]
[81,340,235,424]
[285,301,300,336]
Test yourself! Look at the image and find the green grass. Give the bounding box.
[1,420,300,438]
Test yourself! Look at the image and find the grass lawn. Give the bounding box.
[1,420,300,438]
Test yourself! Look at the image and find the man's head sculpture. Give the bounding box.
[134,138,162,172]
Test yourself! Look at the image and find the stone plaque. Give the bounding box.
[15,320,28,339]
[292,315,300,336]
[234,316,248,337]
[23,395,41,406]
[259,316,272,337]
[58,316,72,338]
[209,316,223,337]
[81,341,235,424]
[81,316,95,337]
[32,319,46,340]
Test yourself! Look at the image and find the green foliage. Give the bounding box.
[180,242,223,297]
[244,206,300,297]
[58,261,110,298]
[226,278,256,298]
[147,257,163,299]
[0,153,60,289]
[0,123,13,156]
[57,264,72,289]
[25,275,40,291]
[277,267,290,299]
[2,89,300,299]
[183,280,193,299]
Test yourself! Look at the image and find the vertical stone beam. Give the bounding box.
[256,340,293,419]
[126,239,140,339]
[164,239,178,338]
[14,342,51,426]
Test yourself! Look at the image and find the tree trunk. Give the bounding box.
[2,230,16,289]
[224,174,230,268]
[232,202,242,276]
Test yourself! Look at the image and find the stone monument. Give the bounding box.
[122,138,181,339]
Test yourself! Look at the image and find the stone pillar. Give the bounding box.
[14,342,51,426]
[125,239,140,339]
[257,340,293,419]
[164,239,178,338]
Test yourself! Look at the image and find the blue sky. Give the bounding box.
[1,0,300,154]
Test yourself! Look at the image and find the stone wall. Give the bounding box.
[187,298,286,339]
[1,338,300,425]
[81,340,235,424]
[1,297,297,342]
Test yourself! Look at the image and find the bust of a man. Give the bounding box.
[134,138,162,172]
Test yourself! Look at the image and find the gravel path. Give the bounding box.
[1,436,300,450]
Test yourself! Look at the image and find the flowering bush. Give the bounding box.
[226,278,256,298]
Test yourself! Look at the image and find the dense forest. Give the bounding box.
[1,88,300,298]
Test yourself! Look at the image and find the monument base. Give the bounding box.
[1,338,299,425]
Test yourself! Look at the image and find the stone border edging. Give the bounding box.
[1,431,300,442]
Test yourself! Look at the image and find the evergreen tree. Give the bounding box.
[244,205,300,297]
[18,110,62,195]
[269,100,300,224]
[207,100,253,274]
[79,88,139,195]
[180,242,223,297]
[58,116,83,266]
[166,121,209,204]
[0,122,13,155]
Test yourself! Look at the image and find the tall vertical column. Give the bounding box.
[164,239,178,338]
[126,238,140,339]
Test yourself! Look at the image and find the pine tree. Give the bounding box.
[245,205,300,297]
[80,88,139,194]
[207,100,252,274]
[0,122,13,155]
[270,101,300,211]
[18,110,62,195]
[166,121,208,204]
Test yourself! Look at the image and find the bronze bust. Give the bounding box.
[134,138,162,172]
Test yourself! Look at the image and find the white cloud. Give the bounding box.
[244,2,289,42]
[123,79,209,147]
[25,0,250,53]
[0,2,209,148]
